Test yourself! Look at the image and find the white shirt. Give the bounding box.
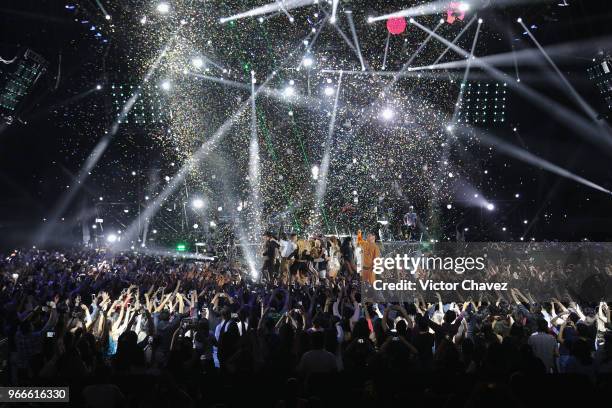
[528,332,558,373]
[214,319,227,341]
[280,240,297,258]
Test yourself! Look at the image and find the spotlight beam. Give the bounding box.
[410,19,612,153]
[369,0,561,22]
[197,52,227,71]
[397,19,444,79]
[519,20,602,125]
[248,71,263,245]
[187,72,323,110]
[93,0,110,18]
[35,37,174,246]
[187,72,251,90]
[314,72,342,228]
[276,0,295,21]
[458,125,612,195]
[320,11,364,69]
[331,0,339,23]
[382,32,390,70]
[219,0,315,23]
[431,17,481,218]
[452,16,481,123]
[511,42,520,82]
[345,11,367,71]
[122,27,323,246]
[304,19,325,54]
[431,15,478,65]
[316,8,364,68]
[411,35,612,72]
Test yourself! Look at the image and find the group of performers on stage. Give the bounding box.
[259,206,419,284]
[260,230,381,285]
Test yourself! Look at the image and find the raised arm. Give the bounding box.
[381,304,391,333]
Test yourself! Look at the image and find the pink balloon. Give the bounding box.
[386,17,407,35]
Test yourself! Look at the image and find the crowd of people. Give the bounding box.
[1,237,611,407]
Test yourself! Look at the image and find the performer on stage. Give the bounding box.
[402,205,418,241]
[261,232,280,282]
[340,236,356,276]
[326,236,341,279]
[279,233,297,283]
[358,232,381,285]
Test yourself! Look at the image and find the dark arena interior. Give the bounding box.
[1,1,612,407]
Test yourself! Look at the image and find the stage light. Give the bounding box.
[311,165,319,180]
[192,57,204,69]
[502,227,507,231]
[12,273,19,280]
[193,223,199,229]
[217,206,222,211]
[324,86,335,96]
[99,196,103,201]
[447,204,452,209]
[96,84,102,90]
[330,16,337,24]
[140,16,147,24]
[209,221,216,227]
[523,219,528,224]
[446,125,454,132]
[367,16,373,24]
[289,17,295,23]
[302,56,314,67]
[284,86,295,97]
[258,17,264,23]
[192,198,204,209]
[156,2,170,14]
[440,18,445,24]
[448,172,454,178]
[409,18,415,23]
[515,193,520,198]
[478,18,483,24]
[486,203,495,211]
[106,234,118,243]
[458,2,470,12]
[161,80,171,91]
[105,15,111,20]
[517,17,522,23]
[381,108,394,120]
[153,229,157,234]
